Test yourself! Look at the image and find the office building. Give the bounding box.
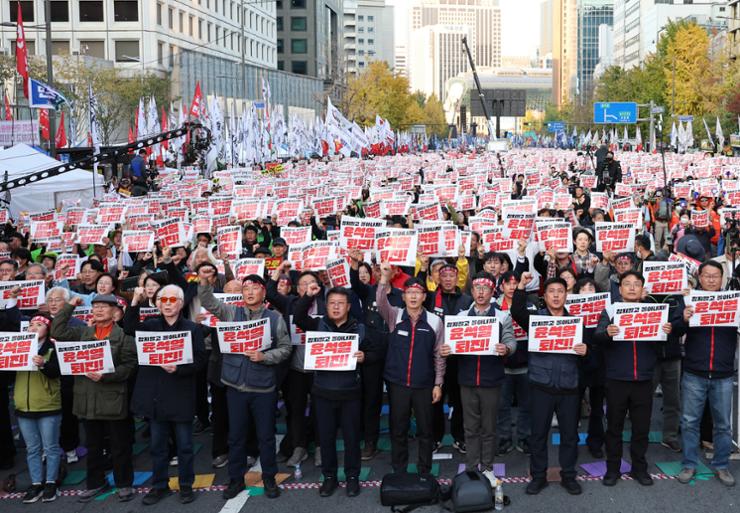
[552,0,578,106]
[409,24,471,99]
[577,0,613,100]
[343,0,395,75]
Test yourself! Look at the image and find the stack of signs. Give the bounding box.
[216,319,272,353]
[304,332,359,371]
[528,315,583,354]
[443,316,500,355]
[565,293,611,328]
[594,222,635,253]
[686,291,740,327]
[56,340,115,375]
[135,331,193,366]
[612,303,669,341]
[0,332,38,370]
[642,261,687,295]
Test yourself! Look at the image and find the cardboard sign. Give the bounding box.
[192,217,212,235]
[565,293,611,329]
[687,291,740,327]
[135,331,193,366]
[480,226,515,252]
[384,197,413,217]
[54,254,81,281]
[691,209,709,228]
[528,315,582,354]
[30,220,64,242]
[154,219,187,247]
[590,192,609,210]
[97,204,126,225]
[594,222,635,253]
[613,207,642,226]
[0,281,45,310]
[139,307,161,322]
[75,224,108,245]
[199,294,244,327]
[304,332,359,371]
[503,212,535,241]
[376,229,418,266]
[643,261,687,295]
[612,303,669,341]
[414,202,442,222]
[580,175,597,189]
[536,221,572,253]
[122,230,155,253]
[415,224,444,256]
[444,316,500,355]
[217,226,242,258]
[56,339,115,375]
[231,199,263,222]
[340,216,385,250]
[232,258,265,280]
[0,332,37,371]
[326,258,351,288]
[72,306,93,324]
[216,318,271,353]
[280,226,312,246]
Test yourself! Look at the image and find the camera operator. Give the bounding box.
[596,152,622,193]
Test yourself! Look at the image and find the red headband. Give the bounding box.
[439,267,458,276]
[30,316,51,327]
[404,282,426,293]
[472,278,495,289]
[243,279,266,289]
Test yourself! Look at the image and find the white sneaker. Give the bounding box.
[169,456,178,467]
[66,450,79,464]
[482,469,497,488]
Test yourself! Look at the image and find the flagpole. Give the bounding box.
[44,0,56,159]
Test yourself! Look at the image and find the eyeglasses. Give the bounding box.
[158,296,179,304]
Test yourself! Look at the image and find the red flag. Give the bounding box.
[15,3,29,98]
[55,111,67,148]
[3,92,11,121]
[189,81,203,118]
[39,109,49,140]
[161,107,169,149]
[128,126,134,144]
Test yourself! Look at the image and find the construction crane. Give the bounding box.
[461,36,496,141]
[0,122,211,193]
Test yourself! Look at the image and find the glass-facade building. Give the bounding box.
[577,0,613,101]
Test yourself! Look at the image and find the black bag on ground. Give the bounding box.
[450,470,493,513]
[380,472,440,512]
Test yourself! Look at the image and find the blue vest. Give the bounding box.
[311,318,366,392]
[527,308,580,390]
[456,304,506,388]
[384,309,442,389]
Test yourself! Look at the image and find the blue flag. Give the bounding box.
[28,78,67,109]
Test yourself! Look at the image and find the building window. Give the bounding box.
[198,19,203,39]
[278,60,284,70]
[292,60,307,74]
[368,15,374,21]
[277,16,283,31]
[368,27,374,32]
[10,1,34,22]
[179,11,183,31]
[50,1,69,22]
[358,38,364,44]
[358,15,364,21]
[11,39,35,56]
[79,40,104,58]
[114,1,138,22]
[277,39,283,53]
[291,0,306,7]
[358,27,364,32]
[368,38,374,45]
[168,8,174,29]
[51,40,69,55]
[156,3,162,25]
[189,15,194,36]
[291,16,307,30]
[79,1,104,22]
[114,40,139,62]
[208,23,212,42]
[291,39,307,53]
[157,41,163,65]
[215,26,220,45]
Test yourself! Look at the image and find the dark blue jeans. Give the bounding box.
[150,420,194,490]
[226,387,278,482]
[314,395,362,480]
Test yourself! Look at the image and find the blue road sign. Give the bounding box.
[593,102,638,124]
[678,115,694,122]
[547,121,565,133]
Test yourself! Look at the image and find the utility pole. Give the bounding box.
[649,100,655,153]
[44,0,56,158]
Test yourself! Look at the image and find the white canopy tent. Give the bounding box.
[0,144,101,219]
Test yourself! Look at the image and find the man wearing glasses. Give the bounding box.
[123,285,207,505]
[672,261,737,487]
[198,273,291,500]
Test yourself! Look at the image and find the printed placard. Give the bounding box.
[594,222,635,253]
[536,221,573,253]
[643,261,687,295]
[97,204,126,225]
[135,331,193,366]
[613,207,642,226]
[304,332,359,371]
[612,303,669,341]
[376,229,418,266]
[326,258,351,288]
[75,224,108,246]
[232,258,265,280]
[217,226,242,258]
[154,219,187,247]
[340,216,385,250]
[122,230,155,253]
[528,315,583,354]
[0,332,37,371]
[30,220,64,242]
[565,293,611,329]
[444,316,500,355]
[139,307,161,322]
[480,226,515,252]
[280,226,312,246]
[199,294,244,327]
[0,281,45,310]
[216,318,271,353]
[54,254,81,281]
[56,340,115,375]
[502,212,535,241]
[691,209,709,228]
[72,306,93,324]
[687,290,740,327]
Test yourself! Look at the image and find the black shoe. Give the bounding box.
[346,477,360,497]
[432,441,442,454]
[222,480,244,500]
[180,486,195,504]
[319,477,338,497]
[602,473,620,486]
[661,440,681,453]
[498,439,514,455]
[22,484,44,504]
[142,487,171,506]
[452,440,467,454]
[588,445,604,459]
[263,478,280,499]
[525,478,548,495]
[193,419,211,435]
[561,479,582,495]
[361,442,378,461]
[41,482,59,502]
[630,472,654,486]
[516,439,530,454]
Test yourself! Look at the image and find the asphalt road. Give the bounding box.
[1,397,738,513]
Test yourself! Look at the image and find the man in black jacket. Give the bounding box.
[594,271,674,487]
[294,284,373,498]
[124,284,207,505]
[510,273,588,496]
[596,151,622,192]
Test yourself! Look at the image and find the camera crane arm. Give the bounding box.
[0,122,211,193]
[461,36,496,140]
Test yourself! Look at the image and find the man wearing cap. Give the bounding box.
[271,238,288,262]
[440,271,516,485]
[510,273,589,496]
[376,263,445,475]
[420,261,472,454]
[50,294,137,503]
[633,234,656,273]
[198,272,291,500]
[242,225,260,257]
